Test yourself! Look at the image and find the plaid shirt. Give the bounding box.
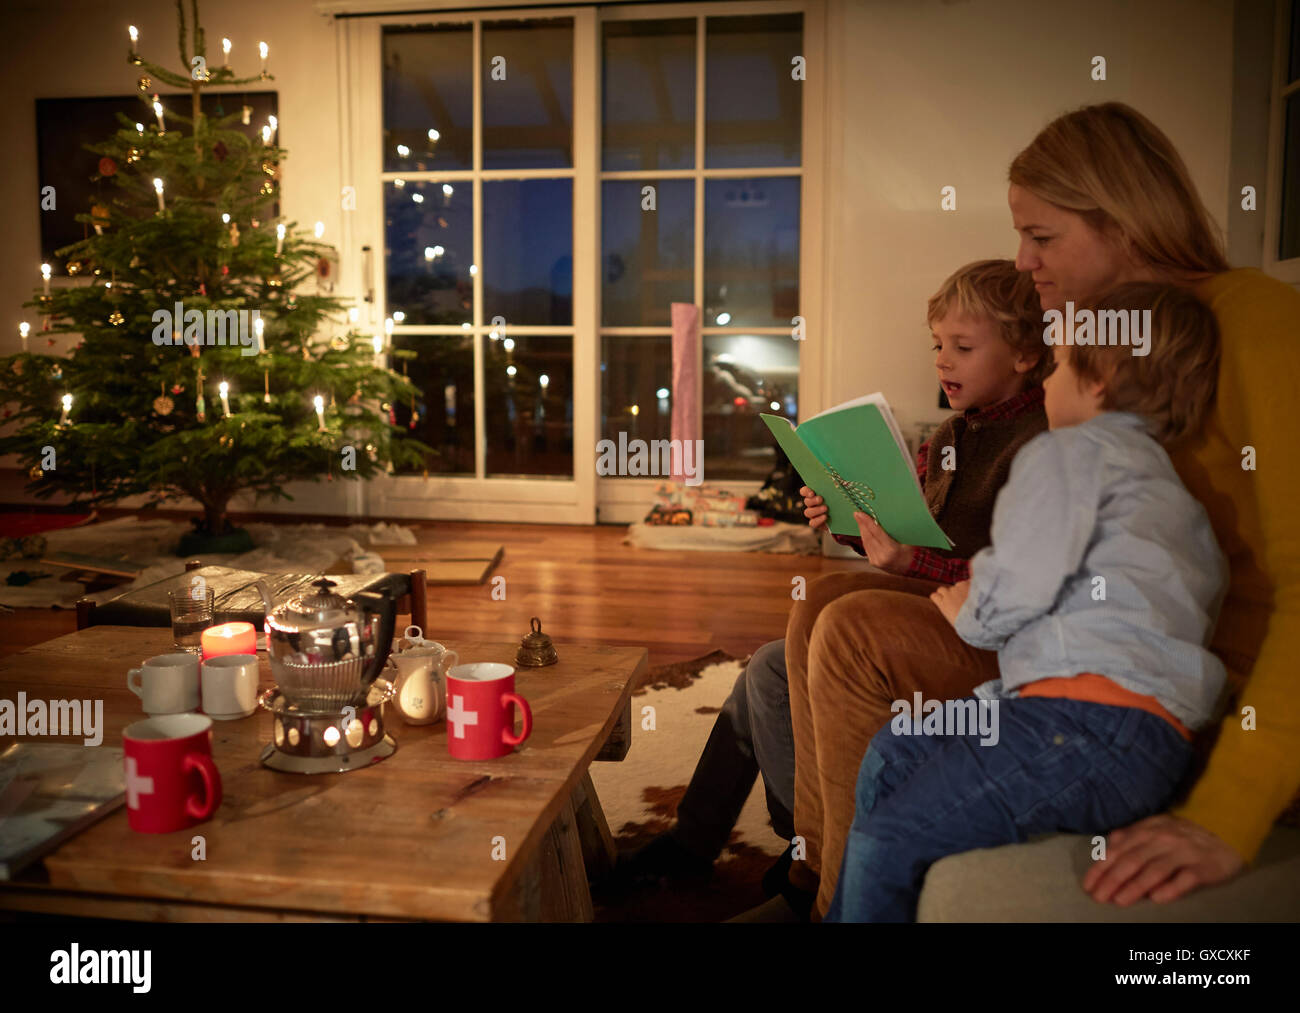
[832,387,1046,585]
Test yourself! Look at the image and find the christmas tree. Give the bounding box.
[0,1,433,552]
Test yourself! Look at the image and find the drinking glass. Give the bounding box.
[169,587,215,655]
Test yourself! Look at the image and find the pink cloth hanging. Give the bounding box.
[670,302,702,484]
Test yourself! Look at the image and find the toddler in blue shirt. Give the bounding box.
[826,282,1226,922]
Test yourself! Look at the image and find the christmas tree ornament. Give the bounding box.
[221,264,230,275]
[267,270,283,288]
[154,382,174,416]
[129,254,141,268]
[126,147,141,164]
[11,360,23,376]
[212,140,228,162]
[98,156,118,177]
[228,221,240,246]
[330,335,349,351]
[137,75,152,92]
[50,365,62,379]
[260,181,275,196]
[109,311,125,326]
[28,465,43,480]
[66,261,81,276]
[171,384,184,395]
[263,370,271,403]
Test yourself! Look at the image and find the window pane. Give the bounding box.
[602,19,696,171]
[1281,93,1300,260]
[1290,0,1300,84]
[600,336,673,465]
[385,180,473,326]
[703,177,800,328]
[483,179,572,325]
[601,180,694,327]
[483,18,573,169]
[392,335,475,475]
[484,334,573,477]
[704,335,799,481]
[705,14,802,168]
[383,26,473,172]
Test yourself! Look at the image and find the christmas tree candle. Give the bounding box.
[40,264,51,295]
[153,99,165,133]
[19,321,30,352]
[222,37,231,68]
[153,178,165,212]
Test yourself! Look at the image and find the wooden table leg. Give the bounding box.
[573,771,618,881]
[594,697,631,762]
[536,791,594,922]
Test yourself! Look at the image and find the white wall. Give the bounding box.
[821,0,1234,437]
[0,0,1236,516]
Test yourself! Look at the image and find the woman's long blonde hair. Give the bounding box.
[1009,102,1229,276]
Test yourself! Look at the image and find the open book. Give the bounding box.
[761,393,953,549]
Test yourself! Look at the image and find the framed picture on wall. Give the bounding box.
[35,91,278,261]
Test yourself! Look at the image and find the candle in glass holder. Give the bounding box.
[201,621,257,660]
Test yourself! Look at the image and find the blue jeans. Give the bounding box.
[673,639,796,859]
[825,697,1194,922]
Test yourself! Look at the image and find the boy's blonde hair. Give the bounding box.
[927,259,1049,385]
[1009,102,1229,277]
[1067,282,1220,446]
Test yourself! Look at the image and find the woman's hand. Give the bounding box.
[853,511,916,574]
[1081,814,1245,905]
[800,486,829,531]
[929,579,971,625]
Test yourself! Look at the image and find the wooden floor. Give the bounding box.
[0,515,862,667]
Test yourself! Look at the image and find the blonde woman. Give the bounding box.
[778,102,1300,920]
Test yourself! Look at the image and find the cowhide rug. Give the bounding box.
[588,649,789,922]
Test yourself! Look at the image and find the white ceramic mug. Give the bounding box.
[127,653,200,716]
[200,653,259,720]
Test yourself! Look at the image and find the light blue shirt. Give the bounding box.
[954,411,1227,730]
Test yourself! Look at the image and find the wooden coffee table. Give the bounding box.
[0,626,645,922]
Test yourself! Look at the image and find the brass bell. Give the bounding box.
[516,616,558,667]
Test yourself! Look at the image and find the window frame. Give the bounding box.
[1265,0,1300,282]
[336,0,827,524]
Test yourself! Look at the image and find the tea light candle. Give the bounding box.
[201,621,256,660]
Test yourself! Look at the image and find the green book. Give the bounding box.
[761,393,953,549]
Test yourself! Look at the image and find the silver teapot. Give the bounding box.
[256,577,398,712]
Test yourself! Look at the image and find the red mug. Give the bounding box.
[121,713,223,833]
[445,663,533,760]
